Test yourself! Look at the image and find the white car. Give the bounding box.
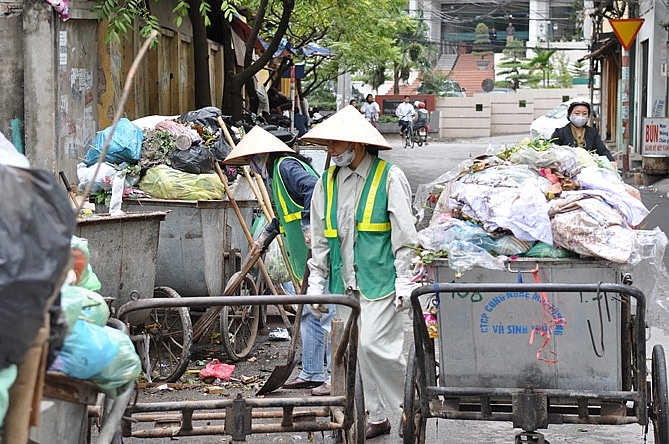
[530,96,590,140]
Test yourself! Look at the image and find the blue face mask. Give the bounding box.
[332,145,355,167]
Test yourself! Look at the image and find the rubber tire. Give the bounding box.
[403,345,426,444]
[652,344,669,444]
[147,286,193,383]
[353,363,366,444]
[220,271,260,361]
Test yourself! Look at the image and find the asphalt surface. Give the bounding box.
[109,133,669,444]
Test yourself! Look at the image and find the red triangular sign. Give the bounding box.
[609,18,644,50]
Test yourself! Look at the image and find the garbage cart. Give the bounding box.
[403,258,668,444]
[76,211,193,383]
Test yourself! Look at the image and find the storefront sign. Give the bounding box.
[642,118,669,156]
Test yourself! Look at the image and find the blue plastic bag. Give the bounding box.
[83,118,143,166]
[49,320,119,380]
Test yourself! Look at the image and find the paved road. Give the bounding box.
[115,133,669,444]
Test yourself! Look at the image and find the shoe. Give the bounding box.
[365,418,391,439]
[311,382,331,396]
[282,377,322,390]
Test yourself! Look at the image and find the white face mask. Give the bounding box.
[569,115,588,128]
[250,153,270,178]
[332,145,356,167]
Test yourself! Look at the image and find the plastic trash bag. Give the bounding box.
[199,358,235,381]
[414,218,506,274]
[138,165,224,200]
[179,106,223,129]
[70,236,102,291]
[0,130,29,168]
[49,319,120,380]
[60,284,110,328]
[170,143,216,174]
[549,194,638,264]
[89,327,141,397]
[0,364,17,428]
[524,241,576,258]
[83,118,143,166]
[0,164,75,369]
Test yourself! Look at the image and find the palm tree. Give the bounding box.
[528,48,557,87]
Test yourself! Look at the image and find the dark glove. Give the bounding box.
[257,217,280,251]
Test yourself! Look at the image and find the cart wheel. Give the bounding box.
[146,286,193,383]
[402,345,426,444]
[221,272,260,361]
[352,362,366,444]
[652,344,669,444]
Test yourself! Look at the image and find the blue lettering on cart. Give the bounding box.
[506,291,530,299]
[480,312,489,333]
[484,295,507,313]
[531,292,541,302]
[492,324,505,334]
[506,324,529,335]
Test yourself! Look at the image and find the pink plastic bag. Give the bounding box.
[199,359,235,381]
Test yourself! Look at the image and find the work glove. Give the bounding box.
[394,276,418,312]
[302,225,312,249]
[306,275,328,319]
[255,217,279,251]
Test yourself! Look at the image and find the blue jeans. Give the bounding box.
[282,282,335,383]
[299,304,336,383]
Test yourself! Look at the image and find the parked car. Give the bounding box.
[488,87,515,94]
[417,80,466,97]
[530,96,589,139]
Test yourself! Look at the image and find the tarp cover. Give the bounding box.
[0,165,75,369]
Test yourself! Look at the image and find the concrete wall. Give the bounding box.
[431,87,589,139]
[0,0,25,153]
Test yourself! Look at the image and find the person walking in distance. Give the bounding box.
[222,126,335,397]
[395,95,415,137]
[300,105,418,439]
[360,94,381,127]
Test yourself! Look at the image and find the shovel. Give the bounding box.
[256,254,310,396]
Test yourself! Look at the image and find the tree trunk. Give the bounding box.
[189,0,212,108]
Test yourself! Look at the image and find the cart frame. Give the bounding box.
[116,293,365,442]
[405,282,661,444]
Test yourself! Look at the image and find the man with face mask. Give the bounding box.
[223,126,336,396]
[550,100,616,165]
[300,105,418,439]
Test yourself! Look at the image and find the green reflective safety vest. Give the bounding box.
[322,158,396,300]
[271,157,318,281]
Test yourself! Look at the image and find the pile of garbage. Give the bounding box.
[48,236,142,398]
[411,137,669,329]
[77,107,239,212]
[412,138,655,272]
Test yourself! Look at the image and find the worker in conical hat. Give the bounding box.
[223,125,335,396]
[301,105,417,439]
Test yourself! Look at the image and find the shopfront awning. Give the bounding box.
[578,37,619,62]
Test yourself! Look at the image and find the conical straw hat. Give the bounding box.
[223,125,295,165]
[300,105,392,150]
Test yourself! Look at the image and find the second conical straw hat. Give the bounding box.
[223,125,295,166]
[300,105,392,150]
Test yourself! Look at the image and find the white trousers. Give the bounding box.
[340,293,407,423]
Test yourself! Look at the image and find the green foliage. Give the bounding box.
[569,59,588,78]
[93,0,236,46]
[472,22,492,57]
[418,70,463,97]
[554,52,573,88]
[496,39,530,90]
[527,48,557,87]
